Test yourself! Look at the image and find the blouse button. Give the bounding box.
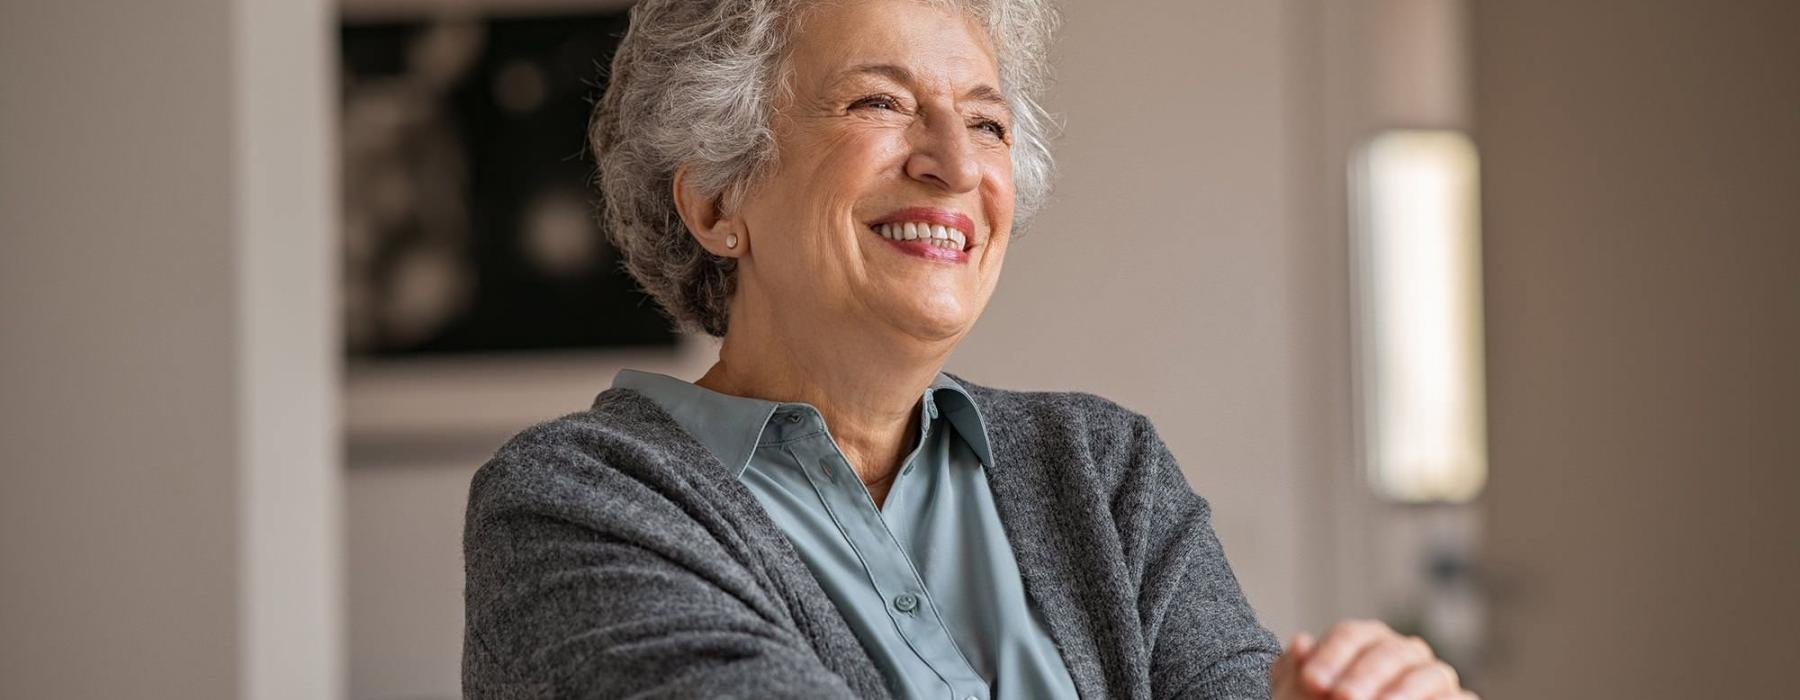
[892,593,919,613]
[785,412,801,423]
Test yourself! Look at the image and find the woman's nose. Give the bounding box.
[904,107,982,193]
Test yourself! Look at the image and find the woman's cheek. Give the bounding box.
[868,132,916,170]
[810,123,887,164]
[982,163,1015,213]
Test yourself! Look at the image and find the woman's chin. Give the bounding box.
[876,300,975,344]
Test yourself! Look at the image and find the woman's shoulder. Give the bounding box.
[942,372,1172,489]
[466,387,719,519]
[945,372,1157,441]
[946,369,1147,415]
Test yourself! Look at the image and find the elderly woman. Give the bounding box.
[463,1,1477,698]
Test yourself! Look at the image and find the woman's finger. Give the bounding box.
[1291,632,1316,658]
[1299,619,1387,692]
[1375,659,1460,700]
[1269,633,1314,694]
[1328,633,1431,699]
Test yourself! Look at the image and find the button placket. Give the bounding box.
[784,434,988,699]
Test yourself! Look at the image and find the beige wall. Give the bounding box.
[236,0,344,697]
[1473,0,1800,697]
[0,0,341,698]
[0,3,240,695]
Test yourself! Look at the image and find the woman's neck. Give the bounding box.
[696,317,948,500]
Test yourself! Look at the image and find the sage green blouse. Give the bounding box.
[610,369,1079,700]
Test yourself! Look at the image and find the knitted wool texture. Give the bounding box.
[463,373,1280,698]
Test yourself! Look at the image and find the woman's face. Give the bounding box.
[728,0,1015,345]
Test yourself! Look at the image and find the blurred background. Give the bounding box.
[3,0,1796,698]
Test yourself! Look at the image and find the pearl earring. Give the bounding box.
[725,232,739,249]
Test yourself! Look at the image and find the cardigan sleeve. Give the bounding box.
[461,439,865,699]
[1128,413,1284,699]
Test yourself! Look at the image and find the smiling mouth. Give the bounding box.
[867,221,970,251]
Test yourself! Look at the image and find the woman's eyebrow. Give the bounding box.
[962,84,1012,116]
[837,63,1011,114]
[839,62,913,85]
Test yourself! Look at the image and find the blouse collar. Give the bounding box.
[610,367,994,478]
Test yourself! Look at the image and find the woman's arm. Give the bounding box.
[1127,412,1284,698]
[462,442,867,699]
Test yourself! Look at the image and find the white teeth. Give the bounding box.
[873,222,969,250]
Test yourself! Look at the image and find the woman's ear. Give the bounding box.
[672,164,743,256]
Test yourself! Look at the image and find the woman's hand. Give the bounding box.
[1269,619,1477,700]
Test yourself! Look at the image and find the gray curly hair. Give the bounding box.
[590,0,1062,337]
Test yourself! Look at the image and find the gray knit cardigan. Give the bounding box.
[462,372,1280,698]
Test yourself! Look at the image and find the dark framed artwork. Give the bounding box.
[338,9,677,357]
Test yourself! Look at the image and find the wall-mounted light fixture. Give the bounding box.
[1350,129,1488,504]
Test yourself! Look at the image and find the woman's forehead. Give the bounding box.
[788,0,999,90]
[799,18,1008,102]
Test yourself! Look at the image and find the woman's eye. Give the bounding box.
[976,120,1009,139]
[851,95,901,112]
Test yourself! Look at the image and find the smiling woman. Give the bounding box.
[462,1,1477,699]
